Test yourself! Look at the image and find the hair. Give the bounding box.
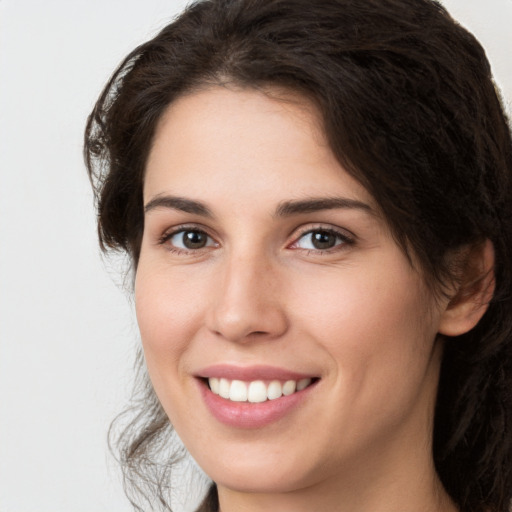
[84,1,512,511]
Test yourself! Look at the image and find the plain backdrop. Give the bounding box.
[0,1,510,511]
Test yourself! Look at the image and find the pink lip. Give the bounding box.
[195,365,319,429]
[196,364,315,382]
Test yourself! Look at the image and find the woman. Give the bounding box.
[84,0,512,511]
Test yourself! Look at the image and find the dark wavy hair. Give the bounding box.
[84,1,512,511]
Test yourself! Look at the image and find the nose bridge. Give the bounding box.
[207,245,288,342]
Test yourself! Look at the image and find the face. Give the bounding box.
[136,87,447,500]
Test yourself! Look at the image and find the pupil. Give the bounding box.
[312,231,335,250]
[183,231,206,249]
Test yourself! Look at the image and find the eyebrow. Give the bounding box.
[144,195,213,217]
[275,197,374,217]
[144,194,374,218]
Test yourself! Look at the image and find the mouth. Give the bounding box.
[196,364,320,428]
[206,376,317,403]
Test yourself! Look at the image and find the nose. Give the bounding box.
[206,252,289,343]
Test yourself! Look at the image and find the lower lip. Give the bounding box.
[198,380,317,429]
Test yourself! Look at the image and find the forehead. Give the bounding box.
[144,86,375,211]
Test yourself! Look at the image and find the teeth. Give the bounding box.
[297,378,310,391]
[208,377,313,402]
[219,378,230,399]
[229,380,248,402]
[282,380,296,396]
[267,380,282,400]
[209,377,220,394]
[248,380,267,403]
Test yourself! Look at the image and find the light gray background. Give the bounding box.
[0,1,510,511]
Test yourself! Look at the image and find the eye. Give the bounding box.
[163,228,217,251]
[292,228,352,251]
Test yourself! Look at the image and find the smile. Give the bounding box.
[208,377,313,403]
[197,365,320,428]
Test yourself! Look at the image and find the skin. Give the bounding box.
[136,86,464,512]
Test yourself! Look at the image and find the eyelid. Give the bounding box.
[158,224,219,252]
[287,224,356,252]
[155,222,355,255]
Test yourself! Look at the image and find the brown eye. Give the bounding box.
[294,229,352,251]
[167,229,215,250]
[311,231,337,250]
[182,230,208,249]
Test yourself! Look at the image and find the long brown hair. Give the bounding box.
[85,1,512,510]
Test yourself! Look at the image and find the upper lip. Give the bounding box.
[196,364,318,382]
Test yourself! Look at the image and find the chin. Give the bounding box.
[189,441,323,495]
[211,466,310,495]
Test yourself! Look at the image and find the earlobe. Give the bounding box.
[438,239,495,337]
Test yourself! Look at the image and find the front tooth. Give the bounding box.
[209,377,220,394]
[219,378,230,399]
[282,380,296,396]
[267,380,283,400]
[229,380,248,401]
[297,378,312,391]
[248,380,267,403]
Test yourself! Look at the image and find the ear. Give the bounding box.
[438,239,495,337]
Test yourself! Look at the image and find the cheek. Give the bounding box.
[289,260,439,407]
[135,260,202,345]
[134,260,207,392]
[292,262,432,345]
[134,264,209,430]
[287,271,440,466]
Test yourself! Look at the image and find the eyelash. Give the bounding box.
[157,224,216,255]
[157,224,355,255]
[289,226,355,254]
